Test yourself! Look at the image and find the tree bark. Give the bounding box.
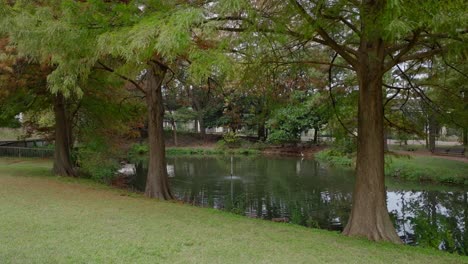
[168,110,178,146]
[428,114,437,152]
[313,125,319,145]
[172,120,178,147]
[52,93,76,177]
[425,123,429,148]
[342,31,401,243]
[199,116,206,140]
[383,129,389,152]
[257,122,266,141]
[144,61,174,200]
[463,127,467,146]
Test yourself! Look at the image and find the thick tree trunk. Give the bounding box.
[144,61,174,200]
[342,36,401,243]
[53,93,75,177]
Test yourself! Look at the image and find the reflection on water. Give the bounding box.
[132,156,468,255]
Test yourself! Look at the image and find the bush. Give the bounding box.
[266,130,297,145]
[128,143,149,159]
[75,136,122,183]
[315,149,354,167]
[218,132,241,148]
[332,136,357,154]
[77,147,119,183]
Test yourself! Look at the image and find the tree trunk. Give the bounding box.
[168,111,178,147]
[425,123,429,148]
[463,127,467,146]
[428,114,437,152]
[257,122,266,141]
[144,61,174,200]
[313,125,319,145]
[52,93,76,177]
[383,129,389,152]
[172,121,178,147]
[199,116,206,140]
[342,36,401,243]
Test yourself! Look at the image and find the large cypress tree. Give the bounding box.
[207,0,467,242]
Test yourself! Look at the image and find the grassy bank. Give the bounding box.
[166,147,260,156]
[315,149,468,185]
[128,144,260,161]
[0,158,466,263]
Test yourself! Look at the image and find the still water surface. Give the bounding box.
[132,156,468,254]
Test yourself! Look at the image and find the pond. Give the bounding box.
[131,155,468,255]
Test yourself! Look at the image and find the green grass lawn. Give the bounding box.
[316,149,468,185]
[0,158,467,263]
[385,155,468,184]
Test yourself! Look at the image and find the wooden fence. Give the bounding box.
[0,146,54,158]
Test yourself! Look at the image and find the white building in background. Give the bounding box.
[15,113,24,123]
[163,119,227,134]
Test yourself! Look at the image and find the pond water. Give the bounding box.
[131,156,468,255]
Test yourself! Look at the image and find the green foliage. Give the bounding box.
[317,149,468,185]
[410,206,460,253]
[332,136,357,154]
[385,156,468,185]
[0,117,20,128]
[218,132,241,148]
[315,149,355,167]
[267,92,329,144]
[188,48,234,83]
[76,144,119,184]
[128,143,149,160]
[128,143,259,159]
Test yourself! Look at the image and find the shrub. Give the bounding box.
[77,147,119,183]
[218,132,241,148]
[315,149,354,167]
[128,143,149,158]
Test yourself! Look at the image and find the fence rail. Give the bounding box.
[0,146,54,158]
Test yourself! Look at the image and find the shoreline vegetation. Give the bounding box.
[0,158,466,263]
[315,149,468,185]
[132,139,468,186]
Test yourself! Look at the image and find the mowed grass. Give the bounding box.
[316,149,468,185]
[385,155,468,185]
[0,158,467,263]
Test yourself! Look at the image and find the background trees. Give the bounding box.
[1,0,466,245]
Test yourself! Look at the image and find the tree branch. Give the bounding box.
[328,52,357,138]
[383,84,410,90]
[396,48,444,64]
[96,61,146,94]
[288,0,358,68]
[252,59,353,70]
[384,29,422,71]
